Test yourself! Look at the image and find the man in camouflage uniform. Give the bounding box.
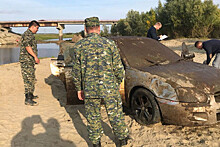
[19,20,40,106]
[69,17,129,147]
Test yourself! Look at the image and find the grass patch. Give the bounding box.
[35,33,75,41]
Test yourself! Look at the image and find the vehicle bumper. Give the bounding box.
[156,95,220,126]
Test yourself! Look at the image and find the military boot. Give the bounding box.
[25,93,38,106]
[93,141,101,147]
[30,93,39,99]
[118,136,131,147]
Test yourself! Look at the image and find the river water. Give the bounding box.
[0,43,60,65]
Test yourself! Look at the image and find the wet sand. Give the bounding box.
[0,38,219,147]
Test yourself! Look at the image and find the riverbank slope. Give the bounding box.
[0,29,20,45]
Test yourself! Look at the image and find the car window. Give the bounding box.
[111,37,181,68]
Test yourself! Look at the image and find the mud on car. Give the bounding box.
[51,36,220,126]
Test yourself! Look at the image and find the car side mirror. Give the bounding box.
[57,54,64,60]
[181,42,195,61]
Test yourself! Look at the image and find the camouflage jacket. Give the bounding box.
[71,33,125,99]
[19,29,38,63]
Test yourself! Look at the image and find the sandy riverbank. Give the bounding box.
[0,39,219,147]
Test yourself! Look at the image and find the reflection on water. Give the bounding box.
[46,38,72,41]
[0,43,59,65]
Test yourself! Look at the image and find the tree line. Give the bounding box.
[107,0,220,38]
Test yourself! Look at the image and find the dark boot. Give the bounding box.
[93,141,101,147]
[30,93,39,99]
[118,136,131,147]
[25,93,38,106]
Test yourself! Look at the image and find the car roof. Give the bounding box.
[109,36,181,68]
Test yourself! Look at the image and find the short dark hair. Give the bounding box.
[28,20,40,28]
[155,22,162,27]
[194,41,201,47]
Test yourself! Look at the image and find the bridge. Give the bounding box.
[0,20,118,40]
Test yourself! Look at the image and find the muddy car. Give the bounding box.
[51,36,220,126]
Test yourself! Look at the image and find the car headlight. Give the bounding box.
[176,87,209,103]
[149,78,178,104]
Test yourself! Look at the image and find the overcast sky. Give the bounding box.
[0,0,219,33]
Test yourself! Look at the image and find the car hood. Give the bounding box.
[138,60,220,94]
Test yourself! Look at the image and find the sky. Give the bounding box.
[0,0,220,33]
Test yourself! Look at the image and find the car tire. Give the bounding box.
[131,88,161,125]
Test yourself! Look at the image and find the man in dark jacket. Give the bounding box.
[147,22,162,40]
[195,40,220,69]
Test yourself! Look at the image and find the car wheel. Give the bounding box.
[131,88,161,125]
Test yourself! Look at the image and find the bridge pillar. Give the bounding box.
[57,24,65,41]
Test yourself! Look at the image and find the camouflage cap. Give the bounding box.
[85,17,100,27]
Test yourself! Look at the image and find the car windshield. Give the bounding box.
[111,36,181,68]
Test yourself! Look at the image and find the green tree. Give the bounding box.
[209,9,220,38]
[100,25,110,37]
[111,9,157,36]
[126,10,144,36]
[145,9,157,35]
[111,19,132,36]
[157,0,220,38]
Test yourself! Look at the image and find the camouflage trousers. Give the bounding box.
[20,62,36,94]
[84,95,129,144]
